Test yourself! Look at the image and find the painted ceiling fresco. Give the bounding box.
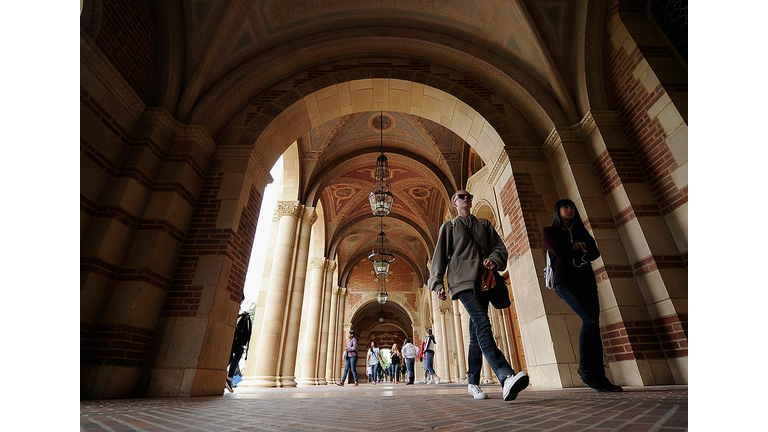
[306,112,462,286]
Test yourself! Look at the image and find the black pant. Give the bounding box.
[555,284,605,378]
[228,341,245,379]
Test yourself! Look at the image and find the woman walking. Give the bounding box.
[389,343,402,384]
[422,329,440,385]
[367,341,381,384]
[542,199,622,392]
[336,330,359,386]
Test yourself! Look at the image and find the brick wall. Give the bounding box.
[499,172,547,263]
[606,1,687,216]
[347,258,416,292]
[96,0,155,103]
[81,323,153,369]
[162,176,261,315]
[600,312,688,364]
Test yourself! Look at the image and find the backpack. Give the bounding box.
[234,313,253,359]
[543,251,555,290]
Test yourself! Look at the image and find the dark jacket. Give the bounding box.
[542,225,600,290]
[428,215,508,299]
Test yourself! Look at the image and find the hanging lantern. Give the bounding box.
[369,223,395,279]
[376,274,388,305]
[378,305,386,323]
[369,112,394,217]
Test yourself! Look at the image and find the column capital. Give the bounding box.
[326,260,337,272]
[309,257,326,270]
[301,207,318,224]
[339,287,347,297]
[273,201,302,221]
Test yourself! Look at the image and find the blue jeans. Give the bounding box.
[457,290,515,387]
[555,284,604,377]
[370,362,379,382]
[424,351,436,376]
[341,356,358,383]
[392,364,400,381]
[405,357,415,381]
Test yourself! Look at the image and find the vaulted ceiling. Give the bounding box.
[101,0,603,294]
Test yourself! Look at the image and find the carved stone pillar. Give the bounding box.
[295,258,327,386]
[334,288,348,381]
[249,201,302,387]
[324,285,340,384]
[315,261,336,384]
[438,307,452,383]
[452,300,467,383]
[277,207,316,387]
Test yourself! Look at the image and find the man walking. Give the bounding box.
[428,189,529,401]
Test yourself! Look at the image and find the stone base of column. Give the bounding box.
[277,376,297,387]
[294,378,317,387]
[238,376,279,388]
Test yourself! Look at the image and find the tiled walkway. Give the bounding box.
[80,383,687,431]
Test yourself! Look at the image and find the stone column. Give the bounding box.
[277,207,316,387]
[315,261,335,384]
[295,258,326,386]
[429,295,442,378]
[334,288,348,381]
[250,201,303,387]
[438,307,453,383]
[452,300,467,383]
[324,286,340,384]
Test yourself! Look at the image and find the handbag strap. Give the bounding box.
[458,217,489,259]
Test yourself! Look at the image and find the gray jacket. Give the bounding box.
[428,215,508,299]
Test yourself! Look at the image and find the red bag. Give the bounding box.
[417,340,425,359]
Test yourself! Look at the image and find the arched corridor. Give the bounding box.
[80,0,688,400]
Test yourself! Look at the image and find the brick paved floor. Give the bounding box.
[80,383,687,431]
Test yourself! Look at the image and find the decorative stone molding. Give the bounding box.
[504,146,546,161]
[309,257,327,270]
[301,207,318,225]
[273,201,303,221]
[543,110,623,158]
[326,260,337,272]
[486,151,508,186]
[542,128,562,159]
[82,0,103,40]
[465,164,488,194]
[80,29,145,121]
[142,107,217,158]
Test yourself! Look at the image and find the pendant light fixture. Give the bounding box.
[376,274,388,305]
[369,218,395,280]
[369,112,394,217]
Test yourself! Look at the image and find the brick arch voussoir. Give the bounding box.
[238,66,528,150]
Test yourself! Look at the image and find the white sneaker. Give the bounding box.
[468,384,487,399]
[502,371,529,401]
[434,376,440,385]
[426,378,433,385]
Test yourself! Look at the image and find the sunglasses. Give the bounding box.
[454,193,473,202]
